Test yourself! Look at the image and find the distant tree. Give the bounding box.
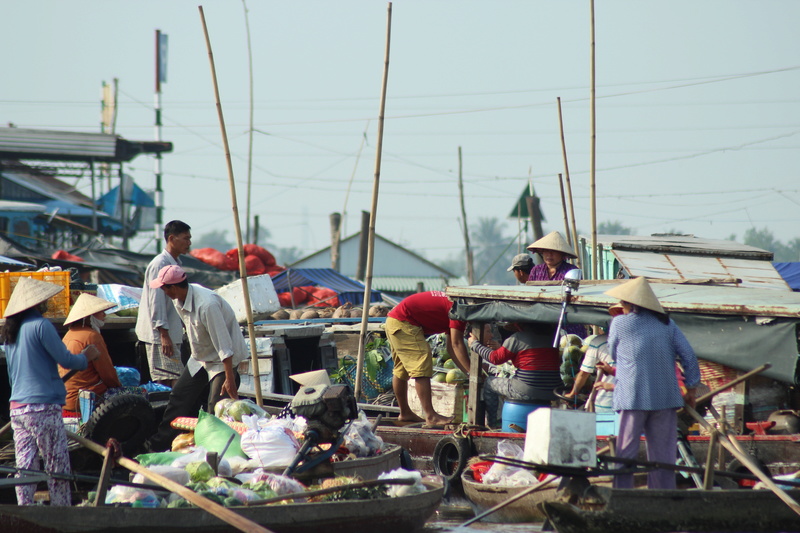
[471,217,514,285]
[193,229,233,252]
[597,221,635,235]
[438,253,467,278]
[275,246,303,266]
[741,227,800,261]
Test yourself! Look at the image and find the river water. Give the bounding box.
[423,499,544,533]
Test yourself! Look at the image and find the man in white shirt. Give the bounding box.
[135,220,192,386]
[144,265,246,452]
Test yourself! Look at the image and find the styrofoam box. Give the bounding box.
[244,336,273,356]
[523,408,597,467]
[238,372,274,396]
[215,274,280,323]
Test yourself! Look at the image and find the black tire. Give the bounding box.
[81,394,155,456]
[432,435,471,485]
[726,458,771,489]
[399,447,414,470]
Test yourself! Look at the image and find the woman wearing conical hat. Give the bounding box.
[59,294,123,415]
[604,277,701,490]
[1,277,100,506]
[526,231,578,282]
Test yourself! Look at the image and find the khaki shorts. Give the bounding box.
[385,316,433,380]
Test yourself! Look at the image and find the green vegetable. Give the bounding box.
[207,476,237,490]
[185,461,215,483]
[198,491,225,505]
[224,496,243,507]
[168,498,193,508]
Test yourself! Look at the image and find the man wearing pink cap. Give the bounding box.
[144,265,247,452]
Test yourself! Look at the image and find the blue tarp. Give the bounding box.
[774,262,800,292]
[270,268,382,306]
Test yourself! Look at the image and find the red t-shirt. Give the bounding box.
[388,291,466,337]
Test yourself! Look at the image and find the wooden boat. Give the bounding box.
[539,485,800,533]
[460,468,556,523]
[0,483,443,533]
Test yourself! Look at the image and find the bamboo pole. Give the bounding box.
[558,173,571,246]
[589,0,598,279]
[199,5,262,406]
[458,146,475,284]
[685,405,800,517]
[68,431,272,533]
[241,0,255,243]
[354,3,392,401]
[556,97,580,269]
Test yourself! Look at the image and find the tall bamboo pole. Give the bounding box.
[354,3,392,401]
[558,174,571,245]
[589,0,598,279]
[199,6,262,406]
[458,146,475,284]
[242,0,255,243]
[557,97,580,268]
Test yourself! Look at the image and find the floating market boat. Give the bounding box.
[0,482,443,533]
[539,485,800,533]
[460,468,555,523]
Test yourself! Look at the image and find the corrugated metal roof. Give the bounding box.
[590,234,773,260]
[446,280,800,318]
[612,250,790,291]
[0,127,171,163]
[371,276,468,293]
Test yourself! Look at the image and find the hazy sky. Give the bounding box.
[4,1,799,265]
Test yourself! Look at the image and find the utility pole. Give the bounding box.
[155,30,168,253]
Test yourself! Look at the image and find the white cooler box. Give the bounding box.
[523,408,596,468]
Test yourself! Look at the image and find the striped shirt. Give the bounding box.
[471,330,561,391]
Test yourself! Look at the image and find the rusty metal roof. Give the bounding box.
[592,234,773,260]
[611,250,789,291]
[446,280,800,318]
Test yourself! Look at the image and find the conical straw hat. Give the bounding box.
[290,369,331,387]
[3,276,64,318]
[526,231,577,258]
[604,277,665,315]
[64,293,116,326]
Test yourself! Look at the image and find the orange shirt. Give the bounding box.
[59,326,121,412]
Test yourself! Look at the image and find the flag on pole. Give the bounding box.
[158,33,168,84]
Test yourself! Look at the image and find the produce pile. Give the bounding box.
[89,400,393,508]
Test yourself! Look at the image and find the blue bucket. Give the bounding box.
[501,400,544,433]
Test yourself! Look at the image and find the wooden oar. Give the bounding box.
[67,431,273,533]
[683,405,800,517]
[693,363,771,408]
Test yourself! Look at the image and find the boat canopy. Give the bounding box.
[447,281,800,384]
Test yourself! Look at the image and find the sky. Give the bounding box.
[3,1,800,266]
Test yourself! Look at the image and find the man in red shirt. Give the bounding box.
[385,291,470,428]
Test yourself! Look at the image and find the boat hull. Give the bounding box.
[540,486,800,533]
[460,469,554,523]
[0,484,443,533]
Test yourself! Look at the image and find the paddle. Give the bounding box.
[67,431,274,533]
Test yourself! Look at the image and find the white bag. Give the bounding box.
[240,416,300,467]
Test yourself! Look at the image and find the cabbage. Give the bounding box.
[226,399,267,422]
[207,476,237,490]
[214,398,235,418]
[185,461,215,483]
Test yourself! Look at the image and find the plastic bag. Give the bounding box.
[194,410,248,459]
[240,416,300,467]
[132,465,190,487]
[378,468,426,498]
[482,440,539,486]
[342,411,384,457]
[105,485,162,507]
[241,469,306,497]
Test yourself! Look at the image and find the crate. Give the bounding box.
[0,271,71,318]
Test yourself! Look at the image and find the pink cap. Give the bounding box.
[149,264,187,289]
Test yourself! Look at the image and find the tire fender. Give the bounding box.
[432,435,472,484]
[81,393,155,456]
